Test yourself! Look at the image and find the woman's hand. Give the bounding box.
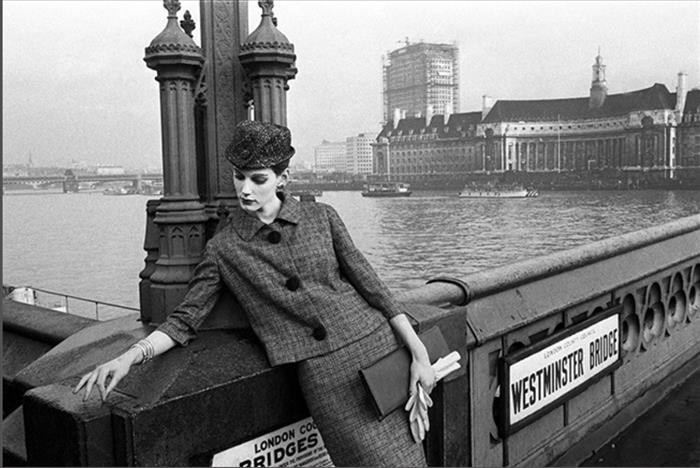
[405,357,436,443]
[388,315,437,396]
[409,357,436,396]
[73,332,176,402]
[388,314,438,442]
[73,351,138,402]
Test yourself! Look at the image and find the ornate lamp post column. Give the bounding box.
[239,0,297,126]
[197,0,249,231]
[143,0,208,323]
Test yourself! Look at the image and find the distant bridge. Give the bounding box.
[2,173,163,185]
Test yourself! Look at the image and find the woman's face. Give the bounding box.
[233,167,285,213]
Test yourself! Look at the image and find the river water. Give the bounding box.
[3,189,700,318]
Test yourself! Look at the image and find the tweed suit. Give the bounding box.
[157,194,404,365]
[156,194,426,466]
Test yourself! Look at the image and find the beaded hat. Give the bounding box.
[224,120,295,169]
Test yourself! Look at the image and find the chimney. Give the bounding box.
[482,95,494,119]
[444,102,453,123]
[393,108,401,129]
[676,71,688,113]
[426,104,434,126]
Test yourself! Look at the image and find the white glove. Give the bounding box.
[405,351,462,443]
[432,351,461,381]
[405,382,432,443]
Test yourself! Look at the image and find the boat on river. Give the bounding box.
[5,286,67,312]
[361,182,412,197]
[290,189,322,202]
[103,186,137,196]
[458,184,538,198]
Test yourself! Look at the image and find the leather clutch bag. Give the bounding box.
[359,326,450,420]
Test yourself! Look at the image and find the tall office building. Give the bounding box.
[313,140,346,172]
[382,40,459,124]
[346,133,375,175]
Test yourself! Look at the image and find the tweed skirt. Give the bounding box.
[296,321,427,467]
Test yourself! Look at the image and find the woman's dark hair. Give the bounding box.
[231,159,290,178]
[271,159,290,176]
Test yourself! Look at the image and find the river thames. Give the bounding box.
[3,189,700,318]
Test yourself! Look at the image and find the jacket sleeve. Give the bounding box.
[325,204,405,320]
[155,241,223,346]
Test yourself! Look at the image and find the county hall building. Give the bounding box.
[373,52,700,188]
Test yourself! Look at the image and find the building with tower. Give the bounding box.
[382,40,459,124]
[479,52,689,182]
[373,51,700,188]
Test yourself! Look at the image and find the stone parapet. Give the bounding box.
[4,215,700,466]
[460,214,700,466]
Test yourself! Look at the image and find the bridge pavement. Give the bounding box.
[582,358,700,466]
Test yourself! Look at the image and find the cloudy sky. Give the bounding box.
[3,1,699,169]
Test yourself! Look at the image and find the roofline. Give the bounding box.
[492,83,670,106]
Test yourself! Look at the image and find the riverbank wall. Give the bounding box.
[289,167,700,192]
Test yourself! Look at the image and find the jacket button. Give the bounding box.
[268,231,281,244]
[312,326,327,341]
[285,276,300,291]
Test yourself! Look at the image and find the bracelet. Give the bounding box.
[140,339,155,362]
[129,339,155,364]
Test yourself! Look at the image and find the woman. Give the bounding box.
[74,120,435,467]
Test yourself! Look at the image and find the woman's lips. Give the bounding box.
[241,199,255,205]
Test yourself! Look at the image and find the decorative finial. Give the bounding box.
[180,10,196,37]
[259,0,274,17]
[164,0,181,17]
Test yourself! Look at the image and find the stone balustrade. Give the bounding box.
[403,212,700,466]
[4,214,700,466]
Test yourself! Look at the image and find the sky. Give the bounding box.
[3,1,699,169]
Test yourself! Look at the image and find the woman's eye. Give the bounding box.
[252,177,268,184]
[234,173,245,180]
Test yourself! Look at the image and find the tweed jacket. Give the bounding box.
[156,195,405,365]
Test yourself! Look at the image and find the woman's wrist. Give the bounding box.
[122,345,144,366]
[389,314,431,364]
[410,342,430,365]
